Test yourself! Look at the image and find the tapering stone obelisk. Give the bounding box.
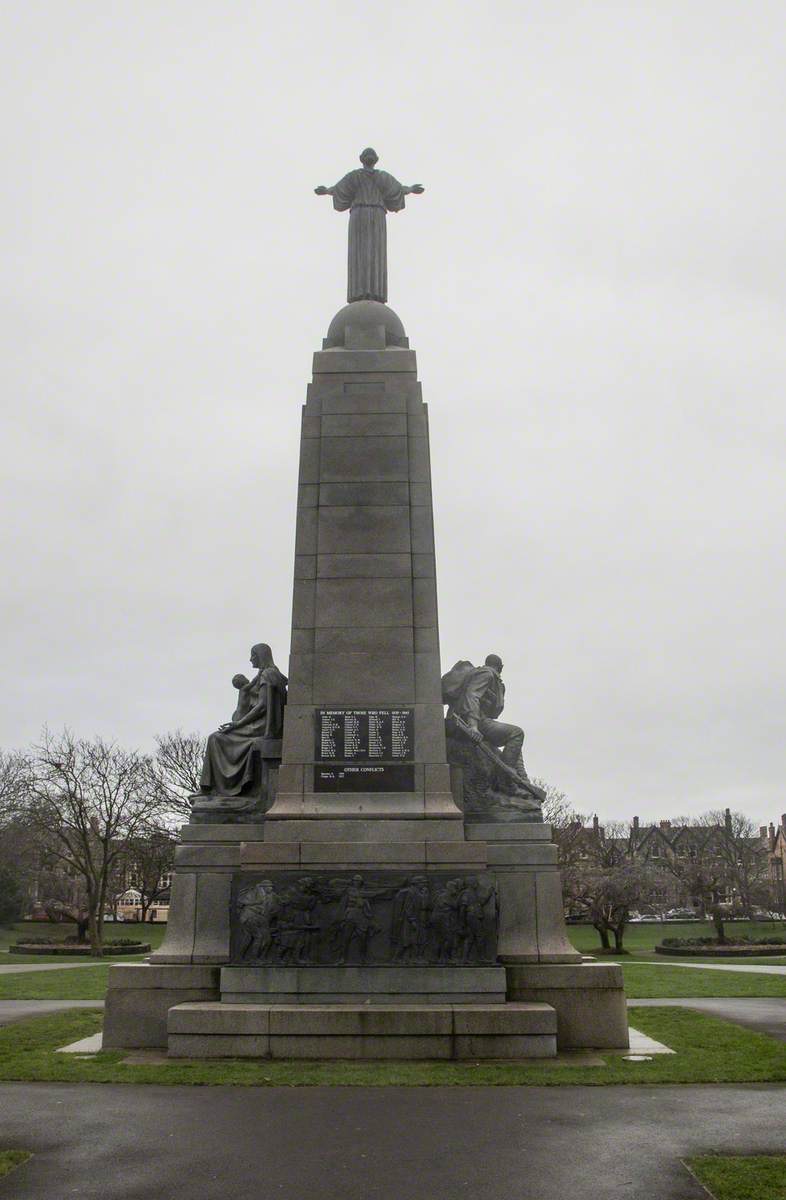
[267,299,461,825]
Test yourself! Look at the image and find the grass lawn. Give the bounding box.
[0,965,111,1000]
[0,1150,31,1178]
[1,960,784,1002]
[568,920,786,959]
[1,1006,786,1087]
[0,921,167,963]
[620,963,786,999]
[687,1155,786,1199]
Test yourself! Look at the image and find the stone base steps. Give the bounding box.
[167,1001,557,1060]
[219,965,507,1005]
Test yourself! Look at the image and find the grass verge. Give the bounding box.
[0,921,167,956]
[620,963,786,999]
[568,920,786,957]
[0,966,111,1000]
[0,1150,31,1178]
[2,1007,786,1087]
[686,1155,786,1199]
[4,960,784,1003]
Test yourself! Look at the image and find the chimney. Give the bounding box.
[760,826,768,840]
[781,814,786,831]
[724,808,732,833]
[633,816,640,832]
[592,815,600,835]
[659,820,671,831]
[770,823,777,844]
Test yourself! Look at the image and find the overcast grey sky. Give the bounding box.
[2,2,784,825]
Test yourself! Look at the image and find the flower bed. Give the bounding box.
[9,941,150,957]
[656,937,786,957]
[661,933,786,946]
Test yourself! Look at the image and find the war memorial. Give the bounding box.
[103,149,629,1060]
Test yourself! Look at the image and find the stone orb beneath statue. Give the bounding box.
[323,300,409,350]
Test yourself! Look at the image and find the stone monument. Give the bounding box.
[103,149,628,1059]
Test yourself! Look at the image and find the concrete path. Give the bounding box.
[0,961,112,976]
[630,996,786,1042]
[0,1000,103,1028]
[620,959,786,976]
[1,1082,785,1199]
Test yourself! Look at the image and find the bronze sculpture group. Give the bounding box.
[233,873,498,967]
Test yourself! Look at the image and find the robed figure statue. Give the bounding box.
[190,642,288,824]
[315,148,424,304]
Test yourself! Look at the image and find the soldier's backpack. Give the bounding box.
[440,660,475,706]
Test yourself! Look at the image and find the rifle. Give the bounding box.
[449,713,544,808]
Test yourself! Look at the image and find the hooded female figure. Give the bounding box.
[315,148,424,303]
[199,643,287,798]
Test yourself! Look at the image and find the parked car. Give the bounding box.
[664,908,700,921]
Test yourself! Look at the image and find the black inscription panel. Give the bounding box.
[316,709,414,762]
[315,709,414,790]
[314,764,416,792]
[230,871,499,966]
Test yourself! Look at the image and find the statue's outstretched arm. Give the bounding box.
[403,184,425,195]
[314,185,334,195]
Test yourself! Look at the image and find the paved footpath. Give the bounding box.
[1,1082,786,1199]
[629,996,786,1042]
[0,962,113,975]
[0,1000,103,1027]
[619,959,786,975]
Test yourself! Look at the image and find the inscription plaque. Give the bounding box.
[230,871,499,966]
[314,708,414,792]
[315,708,413,760]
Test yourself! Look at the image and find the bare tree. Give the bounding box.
[575,861,667,952]
[562,820,670,951]
[150,730,206,820]
[0,749,25,816]
[534,779,578,832]
[120,828,176,922]
[13,730,168,955]
[704,809,771,918]
[662,811,739,931]
[532,778,590,902]
[0,752,43,918]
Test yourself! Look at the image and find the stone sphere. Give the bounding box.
[324,300,408,349]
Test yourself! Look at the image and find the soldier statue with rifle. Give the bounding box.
[442,655,544,818]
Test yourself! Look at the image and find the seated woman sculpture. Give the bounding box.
[197,643,288,802]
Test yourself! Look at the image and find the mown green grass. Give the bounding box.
[567,920,786,958]
[0,1150,31,1178]
[687,1155,786,1199]
[620,963,786,999]
[2,1007,785,1088]
[2,960,784,1002]
[0,920,167,962]
[0,965,111,1000]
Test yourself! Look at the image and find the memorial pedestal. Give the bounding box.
[105,301,628,1058]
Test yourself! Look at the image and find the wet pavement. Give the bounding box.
[0,1000,103,1027]
[629,996,786,1041]
[1,1081,785,1199]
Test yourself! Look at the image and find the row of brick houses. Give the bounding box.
[561,809,784,915]
[762,816,786,913]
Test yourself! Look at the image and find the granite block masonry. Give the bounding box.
[269,301,459,825]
